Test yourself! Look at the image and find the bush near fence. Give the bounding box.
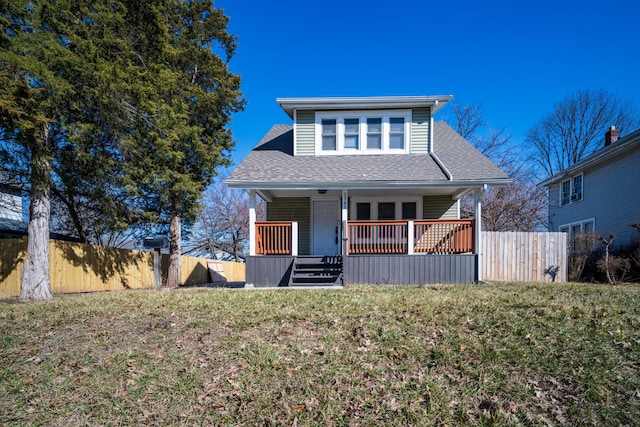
[0,238,245,298]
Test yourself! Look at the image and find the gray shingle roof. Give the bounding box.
[227,121,509,188]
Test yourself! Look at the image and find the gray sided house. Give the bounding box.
[226,96,511,286]
[542,126,640,249]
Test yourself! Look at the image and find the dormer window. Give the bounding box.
[389,118,405,150]
[315,110,411,155]
[366,118,382,149]
[321,119,337,151]
[344,118,360,149]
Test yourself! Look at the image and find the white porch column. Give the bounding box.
[474,186,485,281]
[291,222,298,256]
[249,189,256,256]
[407,220,414,255]
[341,190,348,255]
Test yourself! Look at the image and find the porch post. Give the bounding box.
[407,220,414,255]
[341,190,348,255]
[249,189,256,256]
[291,222,298,256]
[474,186,485,281]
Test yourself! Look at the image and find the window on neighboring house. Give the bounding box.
[560,219,596,252]
[344,118,359,149]
[389,118,405,149]
[583,220,593,233]
[367,118,382,149]
[322,119,337,151]
[560,174,583,205]
[572,175,582,201]
[561,180,571,206]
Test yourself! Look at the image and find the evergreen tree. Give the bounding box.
[1,0,243,297]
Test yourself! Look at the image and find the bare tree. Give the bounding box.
[448,102,547,231]
[526,89,640,178]
[184,179,263,262]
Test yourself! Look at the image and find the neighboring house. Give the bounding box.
[226,96,510,286]
[542,126,640,249]
[0,175,27,238]
[0,173,81,242]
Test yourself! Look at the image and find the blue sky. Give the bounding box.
[217,0,640,168]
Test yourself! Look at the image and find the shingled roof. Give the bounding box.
[226,121,510,189]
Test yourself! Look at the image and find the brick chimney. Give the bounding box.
[605,125,619,146]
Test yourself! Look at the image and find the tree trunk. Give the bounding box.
[165,214,181,288]
[20,125,53,301]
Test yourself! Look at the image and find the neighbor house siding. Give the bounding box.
[266,197,311,255]
[295,110,315,156]
[423,196,458,219]
[549,146,640,247]
[410,107,430,154]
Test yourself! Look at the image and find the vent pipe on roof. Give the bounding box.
[605,125,619,146]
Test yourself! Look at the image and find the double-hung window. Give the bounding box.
[561,180,571,205]
[560,173,583,206]
[321,119,337,151]
[389,118,405,150]
[572,175,582,201]
[367,118,382,149]
[344,118,360,149]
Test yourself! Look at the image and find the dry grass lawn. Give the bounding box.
[1,283,639,426]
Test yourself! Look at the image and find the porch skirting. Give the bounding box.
[245,254,477,287]
[344,254,476,285]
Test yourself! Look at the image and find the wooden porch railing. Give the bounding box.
[413,219,474,254]
[347,219,474,255]
[255,221,292,255]
[254,219,474,256]
[348,221,408,254]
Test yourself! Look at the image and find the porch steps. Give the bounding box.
[289,256,343,286]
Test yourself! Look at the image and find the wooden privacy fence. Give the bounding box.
[481,231,567,282]
[0,238,246,297]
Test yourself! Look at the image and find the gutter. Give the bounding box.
[225,178,512,190]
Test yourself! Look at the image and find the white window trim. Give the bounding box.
[559,173,583,206]
[350,196,422,220]
[315,110,411,155]
[559,218,595,236]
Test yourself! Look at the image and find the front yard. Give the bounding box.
[1,283,639,425]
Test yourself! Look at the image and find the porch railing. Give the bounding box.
[347,221,408,254]
[413,219,474,254]
[253,219,474,256]
[255,221,293,255]
[348,219,474,255]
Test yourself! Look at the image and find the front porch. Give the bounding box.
[247,218,478,287]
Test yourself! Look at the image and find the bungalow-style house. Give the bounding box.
[542,126,640,248]
[226,96,511,286]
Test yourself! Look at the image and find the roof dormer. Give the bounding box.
[277,96,452,156]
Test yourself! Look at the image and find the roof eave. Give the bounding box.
[539,130,640,186]
[276,95,454,119]
[225,178,511,191]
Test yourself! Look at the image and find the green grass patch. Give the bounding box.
[1,283,639,425]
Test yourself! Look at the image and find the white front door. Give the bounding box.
[312,200,340,255]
